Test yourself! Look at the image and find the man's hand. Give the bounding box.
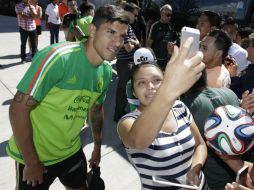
[163,37,205,97]
[225,179,254,190]
[187,164,202,187]
[241,89,254,115]
[224,56,238,77]
[23,161,47,186]
[88,145,101,168]
[167,41,176,56]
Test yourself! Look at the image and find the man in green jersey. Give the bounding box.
[7,4,129,190]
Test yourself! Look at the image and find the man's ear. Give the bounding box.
[215,49,223,59]
[89,24,96,38]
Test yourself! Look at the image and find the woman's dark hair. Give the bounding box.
[237,27,253,39]
[122,2,140,13]
[202,10,221,28]
[80,1,95,16]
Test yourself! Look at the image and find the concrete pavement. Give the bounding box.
[0,15,140,190]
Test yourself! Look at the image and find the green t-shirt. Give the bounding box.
[6,41,112,165]
[68,16,93,38]
[182,87,240,189]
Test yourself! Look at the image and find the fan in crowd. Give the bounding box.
[146,4,177,70]
[222,17,249,73]
[61,0,80,40]
[114,2,140,122]
[118,46,208,190]
[45,0,61,44]
[15,0,37,64]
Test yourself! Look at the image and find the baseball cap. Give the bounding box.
[133,47,157,65]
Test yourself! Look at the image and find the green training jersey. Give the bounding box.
[7,41,112,165]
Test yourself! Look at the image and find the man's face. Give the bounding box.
[222,24,237,42]
[127,9,139,24]
[247,40,254,62]
[160,10,172,23]
[200,36,218,68]
[67,1,77,13]
[196,15,212,40]
[93,21,128,61]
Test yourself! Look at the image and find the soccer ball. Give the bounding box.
[204,105,254,155]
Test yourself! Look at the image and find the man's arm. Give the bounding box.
[146,23,154,47]
[45,14,49,28]
[123,38,140,53]
[9,91,46,186]
[28,4,37,18]
[88,104,104,167]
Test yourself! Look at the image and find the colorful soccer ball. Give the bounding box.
[204,105,254,155]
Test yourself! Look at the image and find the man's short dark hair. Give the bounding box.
[222,17,238,31]
[92,4,129,29]
[208,29,232,59]
[238,27,253,39]
[79,2,95,16]
[202,10,221,28]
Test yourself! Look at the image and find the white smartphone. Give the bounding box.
[180,26,200,58]
[152,176,198,189]
[236,165,249,186]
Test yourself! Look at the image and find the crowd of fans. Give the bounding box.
[9,0,254,189]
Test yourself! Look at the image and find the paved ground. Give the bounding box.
[0,15,140,190]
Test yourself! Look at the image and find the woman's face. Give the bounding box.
[133,64,163,108]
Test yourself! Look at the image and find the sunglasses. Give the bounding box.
[165,13,172,17]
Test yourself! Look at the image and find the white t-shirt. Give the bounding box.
[207,64,231,88]
[228,43,249,72]
[45,3,61,25]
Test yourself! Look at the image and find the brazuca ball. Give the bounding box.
[204,105,254,155]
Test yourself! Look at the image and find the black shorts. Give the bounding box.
[16,148,87,190]
[36,25,41,35]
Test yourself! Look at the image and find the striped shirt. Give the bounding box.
[15,2,36,31]
[116,25,137,62]
[118,101,207,190]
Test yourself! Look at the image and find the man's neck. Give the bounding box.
[206,59,222,69]
[84,40,103,67]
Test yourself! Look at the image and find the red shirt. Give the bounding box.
[58,2,68,20]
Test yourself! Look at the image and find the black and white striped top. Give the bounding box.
[118,100,207,190]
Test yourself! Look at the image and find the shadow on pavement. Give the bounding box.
[0,62,25,69]
[0,54,20,59]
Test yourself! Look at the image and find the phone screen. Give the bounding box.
[236,165,249,186]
